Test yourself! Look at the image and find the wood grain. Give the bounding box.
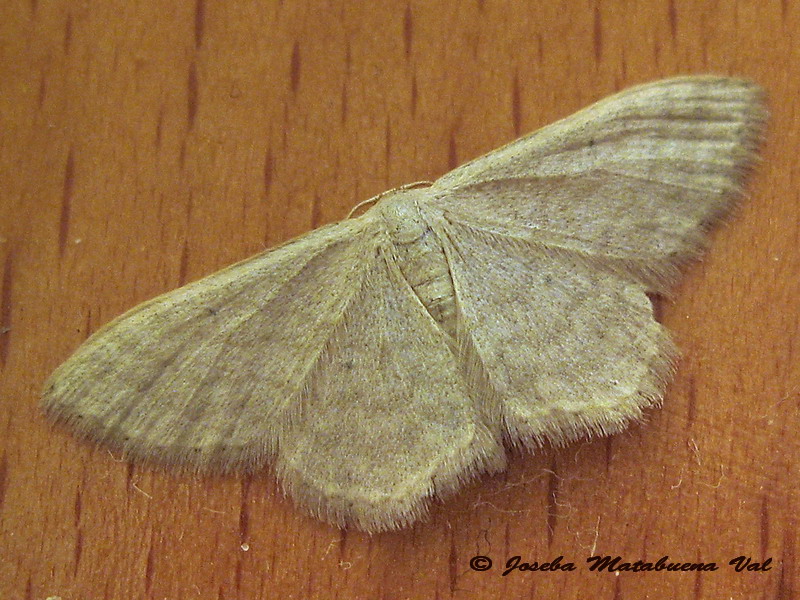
[1,1,797,598]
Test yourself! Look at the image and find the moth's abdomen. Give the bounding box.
[378,190,458,339]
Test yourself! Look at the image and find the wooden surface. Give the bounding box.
[1,1,798,598]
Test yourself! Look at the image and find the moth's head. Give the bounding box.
[372,184,432,227]
[346,183,431,220]
[375,186,424,207]
[372,181,434,214]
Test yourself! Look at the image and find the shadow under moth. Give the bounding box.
[44,76,766,532]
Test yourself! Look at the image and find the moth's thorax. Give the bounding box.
[377,189,457,340]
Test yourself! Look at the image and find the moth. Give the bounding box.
[44,76,766,532]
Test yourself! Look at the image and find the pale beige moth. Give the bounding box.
[44,76,767,532]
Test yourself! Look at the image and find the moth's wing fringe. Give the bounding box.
[275,411,505,533]
[499,330,679,452]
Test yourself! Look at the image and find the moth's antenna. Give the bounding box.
[347,181,434,219]
[346,197,380,219]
